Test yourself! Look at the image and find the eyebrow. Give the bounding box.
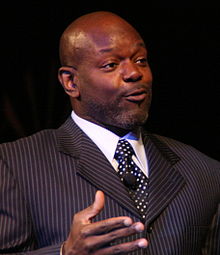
[98,42,146,54]
[99,47,114,54]
[137,42,146,48]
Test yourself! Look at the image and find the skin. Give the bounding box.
[58,11,152,254]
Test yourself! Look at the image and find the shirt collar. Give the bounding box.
[71,111,141,163]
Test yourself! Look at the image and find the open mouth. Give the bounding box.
[124,89,147,102]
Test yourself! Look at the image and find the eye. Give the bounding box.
[101,62,118,71]
[136,58,148,66]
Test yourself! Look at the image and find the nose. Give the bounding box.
[122,61,143,83]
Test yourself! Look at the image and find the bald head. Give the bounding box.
[58,11,152,131]
[59,11,143,67]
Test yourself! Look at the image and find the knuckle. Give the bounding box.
[124,226,136,235]
[108,231,118,241]
[82,241,90,252]
[112,246,123,254]
[79,227,90,239]
[99,221,110,233]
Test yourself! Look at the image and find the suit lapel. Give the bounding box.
[57,118,186,223]
[56,117,141,218]
[143,133,186,225]
[77,139,141,218]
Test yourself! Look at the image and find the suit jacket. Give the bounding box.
[0,117,219,255]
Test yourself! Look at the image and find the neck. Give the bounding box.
[104,124,140,138]
[72,110,141,137]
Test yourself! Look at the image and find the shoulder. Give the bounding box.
[146,132,220,169]
[145,133,220,194]
[0,117,76,154]
[0,128,57,160]
[0,116,84,163]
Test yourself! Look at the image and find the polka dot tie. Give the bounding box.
[114,139,149,220]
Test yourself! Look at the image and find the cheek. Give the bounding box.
[79,75,118,101]
[144,68,153,82]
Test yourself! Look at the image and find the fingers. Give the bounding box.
[73,190,145,240]
[70,219,147,254]
[79,216,134,237]
[79,221,146,251]
[94,238,148,255]
[65,190,148,255]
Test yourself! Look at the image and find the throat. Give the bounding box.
[104,125,140,138]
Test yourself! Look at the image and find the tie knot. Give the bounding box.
[114,139,135,161]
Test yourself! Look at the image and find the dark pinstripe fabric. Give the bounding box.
[0,116,219,254]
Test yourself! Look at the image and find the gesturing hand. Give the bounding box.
[63,190,148,254]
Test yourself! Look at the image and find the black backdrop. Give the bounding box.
[1,3,220,161]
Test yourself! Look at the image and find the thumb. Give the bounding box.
[83,190,105,223]
[92,190,105,214]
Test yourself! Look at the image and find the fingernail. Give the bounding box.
[134,223,144,232]
[138,239,148,248]
[123,218,132,226]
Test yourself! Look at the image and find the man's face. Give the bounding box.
[73,28,153,130]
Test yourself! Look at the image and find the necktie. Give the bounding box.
[114,139,149,220]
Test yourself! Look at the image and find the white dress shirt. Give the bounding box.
[71,111,149,177]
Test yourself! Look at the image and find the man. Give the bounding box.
[0,11,219,255]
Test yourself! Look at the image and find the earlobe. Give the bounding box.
[58,66,80,98]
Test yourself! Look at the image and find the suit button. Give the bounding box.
[147,226,153,233]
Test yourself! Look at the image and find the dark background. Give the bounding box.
[1,3,220,161]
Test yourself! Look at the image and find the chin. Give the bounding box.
[113,111,149,130]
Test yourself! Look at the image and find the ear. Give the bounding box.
[58,66,80,98]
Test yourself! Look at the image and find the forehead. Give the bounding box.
[85,27,146,55]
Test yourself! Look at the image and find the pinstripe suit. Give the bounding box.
[0,116,219,254]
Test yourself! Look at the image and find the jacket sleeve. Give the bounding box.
[203,204,220,255]
[0,158,61,255]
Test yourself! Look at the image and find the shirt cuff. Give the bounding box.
[60,242,66,255]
